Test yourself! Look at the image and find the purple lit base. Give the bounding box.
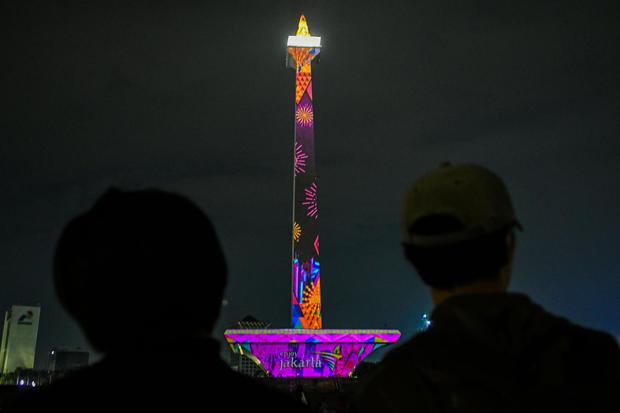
[224,329,401,378]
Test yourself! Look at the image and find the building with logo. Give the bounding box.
[0,305,41,374]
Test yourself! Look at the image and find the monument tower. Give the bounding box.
[224,15,400,378]
[288,15,322,330]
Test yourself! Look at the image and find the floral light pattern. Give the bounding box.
[295,105,314,126]
[302,182,318,219]
[294,143,308,176]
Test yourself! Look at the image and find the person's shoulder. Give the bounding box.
[554,317,620,374]
[533,303,619,355]
[359,327,453,392]
[379,328,443,367]
[352,341,437,413]
[561,319,619,350]
[490,293,618,358]
[522,300,620,387]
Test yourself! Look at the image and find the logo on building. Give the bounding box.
[17,310,34,325]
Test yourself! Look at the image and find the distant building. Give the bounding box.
[228,316,270,377]
[0,305,41,374]
[48,349,89,372]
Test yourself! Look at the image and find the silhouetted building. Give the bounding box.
[229,316,270,376]
[48,349,89,373]
[0,305,41,374]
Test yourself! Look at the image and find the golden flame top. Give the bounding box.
[296,14,311,36]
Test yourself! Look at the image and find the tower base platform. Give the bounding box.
[224,329,401,378]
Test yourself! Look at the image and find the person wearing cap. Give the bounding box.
[352,163,619,413]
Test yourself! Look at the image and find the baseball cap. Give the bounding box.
[402,163,522,247]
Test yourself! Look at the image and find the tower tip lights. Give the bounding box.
[287,14,321,49]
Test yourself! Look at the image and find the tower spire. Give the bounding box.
[296,14,310,36]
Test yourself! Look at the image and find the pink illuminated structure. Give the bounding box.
[224,15,400,378]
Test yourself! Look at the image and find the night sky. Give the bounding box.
[2,1,619,368]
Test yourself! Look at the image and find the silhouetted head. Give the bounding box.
[53,188,227,353]
[401,164,521,300]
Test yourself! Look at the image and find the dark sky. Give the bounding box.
[2,0,619,367]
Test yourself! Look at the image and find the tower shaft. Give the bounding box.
[289,16,322,329]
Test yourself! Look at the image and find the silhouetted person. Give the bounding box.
[8,189,310,412]
[353,164,620,413]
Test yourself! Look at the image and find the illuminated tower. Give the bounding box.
[287,15,322,329]
[223,16,400,378]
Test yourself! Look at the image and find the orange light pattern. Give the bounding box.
[289,48,311,67]
[293,222,301,242]
[294,72,311,104]
[288,16,320,103]
[300,279,322,329]
[295,105,314,126]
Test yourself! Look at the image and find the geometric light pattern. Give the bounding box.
[300,278,322,329]
[292,257,320,329]
[295,73,312,104]
[224,330,401,378]
[313,234,320,256]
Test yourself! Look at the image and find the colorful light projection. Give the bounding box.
[288,14,322,329]
[223,15,401,378]
[225,330,401,378]
[294,144,308,176]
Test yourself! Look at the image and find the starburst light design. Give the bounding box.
[294,143,308,176]
[295,105,314,126]
[302,182,318,219]
[293,222,301,242]
[300,278,322,329]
